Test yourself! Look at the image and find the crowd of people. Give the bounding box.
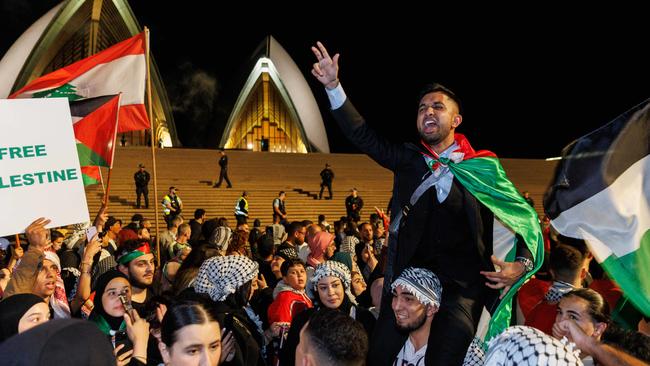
[1,206,647,365]
[0,41,649,366]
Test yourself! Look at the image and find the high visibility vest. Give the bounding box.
[234,197,248,216]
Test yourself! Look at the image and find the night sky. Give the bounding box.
[2,2,648,158]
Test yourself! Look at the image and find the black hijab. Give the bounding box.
[0,293,46,342]
[0,319,115,366]
[89,269,129,333]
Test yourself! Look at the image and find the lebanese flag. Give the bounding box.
[544,99,650,317]
[9,32,149,133]
[70,95,120,185]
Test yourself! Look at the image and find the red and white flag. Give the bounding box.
[9,32,149,132]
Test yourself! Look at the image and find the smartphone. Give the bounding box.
[113,330,133,356]
[118,294,134,322]
[86,226,98,242]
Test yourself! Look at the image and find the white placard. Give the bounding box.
[0,98,89,236]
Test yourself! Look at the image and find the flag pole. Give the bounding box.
[102,168,113,207]
[99,167,106,195]
[144,26,161,267]
[102,93,121,208]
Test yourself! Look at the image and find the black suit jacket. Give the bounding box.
[331,99,533,365]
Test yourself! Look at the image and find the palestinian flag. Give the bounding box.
[544,99,650,317]
[9,32,149,133]
[80,166,102,186]
[70,95,121,185]
[420,134,544,359]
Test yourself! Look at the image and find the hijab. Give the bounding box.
[0,294,46,342]
[0,319,115,366]
[307,231,334,267]
[89,270,129,335]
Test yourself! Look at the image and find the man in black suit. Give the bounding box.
[310,41,537,365]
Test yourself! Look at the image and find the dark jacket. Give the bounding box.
[320,168,334,183]
[215,302,265,366]
[219,155,229,168]
[331,99,533,365]
[133,170,150,187]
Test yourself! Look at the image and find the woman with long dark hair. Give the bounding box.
[158,301,222,366]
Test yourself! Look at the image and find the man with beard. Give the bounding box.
[311,42,540,365]
[116,239,155,315]
[391,267,442,365]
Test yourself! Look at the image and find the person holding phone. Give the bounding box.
[193,255,266,366]
[89,270,149,366]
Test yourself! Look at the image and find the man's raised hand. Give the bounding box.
[311,41,340,89]
[25,217,51,252]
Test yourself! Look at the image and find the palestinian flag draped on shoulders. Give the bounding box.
[421,134,544,361]
[544,99,650,319]
[9,32,149,132]
[70,95,121,185]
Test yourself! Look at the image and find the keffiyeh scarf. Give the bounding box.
[311,261,357,305]
[44,250,71,319]
[482,326,583,366]
[391,267,442,308]
[544,281,576,303]
[194,255,259,302]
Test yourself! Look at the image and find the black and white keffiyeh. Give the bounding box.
[483,326,583,366]
[311,260,356,304]
[209,226,232,252]
[193,255,259,302]
[391,267,442,308]
[544,281,576,303]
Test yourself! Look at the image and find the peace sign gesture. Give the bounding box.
[311,41,340,90]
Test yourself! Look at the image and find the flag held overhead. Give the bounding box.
[10,32,149,133]
[544,98,650,317]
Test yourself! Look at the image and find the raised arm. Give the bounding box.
[3,218,51,297]
[310,41,402,171]
[311,41,340,90]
